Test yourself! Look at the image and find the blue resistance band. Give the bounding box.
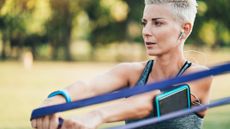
[30,62,230,128]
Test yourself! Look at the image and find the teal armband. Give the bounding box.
[48,90,71,103]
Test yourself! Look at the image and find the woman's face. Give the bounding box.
[142,4,182,56]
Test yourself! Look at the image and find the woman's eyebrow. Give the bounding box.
[142,17,164,22]
[152,18,164,21]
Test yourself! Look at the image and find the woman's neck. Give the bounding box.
[151,49,186,81]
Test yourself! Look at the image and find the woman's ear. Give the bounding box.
[182,23,192,38]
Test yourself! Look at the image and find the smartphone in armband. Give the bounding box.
[154,84,191,117]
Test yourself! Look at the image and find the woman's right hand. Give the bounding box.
[31,95,66,129]
[31,114,60,129]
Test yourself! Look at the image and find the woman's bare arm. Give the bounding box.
[44,63,137,105]
[60,90,161,129]
[31,62,147,129]
[97,90,161,123]
[187,65,213,117]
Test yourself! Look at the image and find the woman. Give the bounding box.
[31,0,212,129]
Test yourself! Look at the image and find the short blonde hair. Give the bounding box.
[145,0,198,26]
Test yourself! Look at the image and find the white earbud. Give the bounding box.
[178,30,184,40]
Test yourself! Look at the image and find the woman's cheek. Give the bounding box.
[162,30,178,45]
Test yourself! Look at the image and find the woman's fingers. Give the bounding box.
[32,116,99,129]
[31,119,37,128]
[49,115,59,129]
[37,118,43,129]
[30,115,60,129]
[42,116,50,129]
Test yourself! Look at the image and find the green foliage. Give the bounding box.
[195,0,230,47]
[0,0,229,61]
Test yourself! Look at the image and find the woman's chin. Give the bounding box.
[146,50,161,56]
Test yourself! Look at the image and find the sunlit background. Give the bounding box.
[0,0,229,129]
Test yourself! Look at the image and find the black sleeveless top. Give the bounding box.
[125,60,203,129]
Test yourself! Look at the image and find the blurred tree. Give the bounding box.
[205,0,230,47]
[83,0,144,60]
[192,0,230,47]
[205,0,230,29]
[0,0,229,61]
[126,0,144,42]
[0,0,50,60]
[46,0,92,61]
[0,0,7,60]
[46,0,73,60]
[24,0,51,59]
[83,0,125,60]
[0,0,32,60]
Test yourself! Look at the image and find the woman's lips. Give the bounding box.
[145,42,157,46]
[145,42,157,49]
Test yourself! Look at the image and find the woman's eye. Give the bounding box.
[154,21,163,26]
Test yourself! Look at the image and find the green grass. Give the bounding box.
[0,50,229,129]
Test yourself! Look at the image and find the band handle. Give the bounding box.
[58,117,64,129]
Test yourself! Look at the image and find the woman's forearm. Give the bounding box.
[97,98,153,123]
[65,81,96,101]
[96,90,160,123]
[45,63,133,105]
[42,81,95,106]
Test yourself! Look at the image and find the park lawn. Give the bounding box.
[0,50,229,129]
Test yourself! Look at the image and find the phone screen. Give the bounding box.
[159,89,189,115]
[154,84,191,117]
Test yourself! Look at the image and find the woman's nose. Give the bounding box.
[142,24,152,37]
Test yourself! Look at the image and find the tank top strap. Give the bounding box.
[135,60,191,86]
[136,60,154,86]
[176,60,192,77]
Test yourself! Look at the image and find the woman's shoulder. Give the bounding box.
[189,63,209,72]
[111,61,149,85]
[186,63,213,85]
[114,61,148,71]
[106,60,149,78]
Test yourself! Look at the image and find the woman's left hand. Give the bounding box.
[61,111,103,129]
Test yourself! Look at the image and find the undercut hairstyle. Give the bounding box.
[145,0,198,26]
